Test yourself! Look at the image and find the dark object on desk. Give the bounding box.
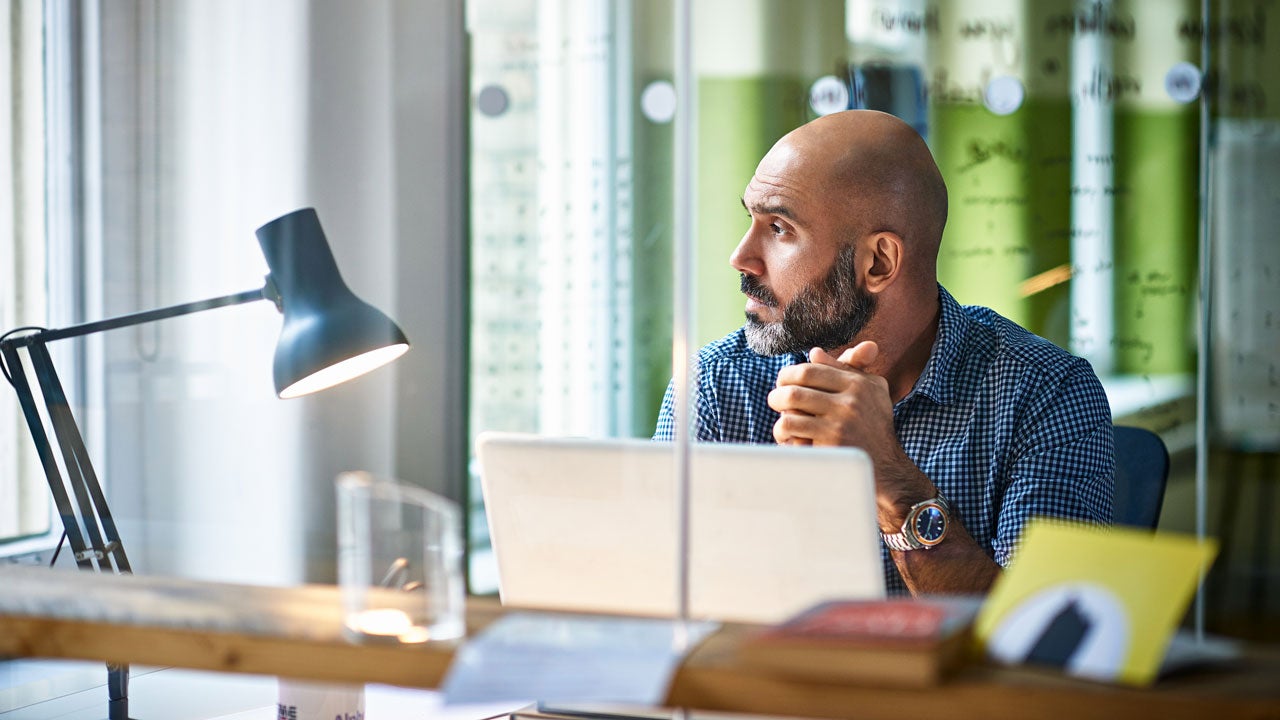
[736,597,980,688]
[1113,425,1170,529]
[1024,598,1090,668]
[0,207,410,720]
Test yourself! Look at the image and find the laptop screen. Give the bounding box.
[476,432,885,623]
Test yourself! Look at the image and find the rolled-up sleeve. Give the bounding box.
[992,363,1115,566]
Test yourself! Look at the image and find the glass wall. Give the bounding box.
[467,0,672,592]
[466,0,1278,637]
[1202,0,1280,639]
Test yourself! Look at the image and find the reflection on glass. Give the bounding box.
[1203,0,1280,640]
[463,0,1280,637]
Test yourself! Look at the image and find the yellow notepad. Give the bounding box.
[975,520,1217,686]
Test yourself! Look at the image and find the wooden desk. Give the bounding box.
[0,565,467,688]
[671,625,1280,720]
[1,566,1277,719]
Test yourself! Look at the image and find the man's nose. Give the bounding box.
[729,230,763,276]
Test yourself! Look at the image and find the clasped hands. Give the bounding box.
[768,341,931,526]
[768,341,894,452]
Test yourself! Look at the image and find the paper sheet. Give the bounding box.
[441,612,718,706]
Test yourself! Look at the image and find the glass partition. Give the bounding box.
[1202,0,1279,640]
[465,0,1279,638]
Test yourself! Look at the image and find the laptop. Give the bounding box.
[476,432,886,624]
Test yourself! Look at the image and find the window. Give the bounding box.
[465,0,671,593]
[1,1,99,560]
[0,0,53,555]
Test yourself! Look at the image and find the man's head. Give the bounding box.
[733,110,948,356]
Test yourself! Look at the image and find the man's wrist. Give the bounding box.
[881,498,915,534]
[877,464,940,531]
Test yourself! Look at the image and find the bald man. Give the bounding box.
[654,110,1114,597]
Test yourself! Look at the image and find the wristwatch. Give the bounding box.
[881,494,951,551]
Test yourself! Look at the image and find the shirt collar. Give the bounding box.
[899,285,967,407]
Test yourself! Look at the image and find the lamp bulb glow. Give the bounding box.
[279,343,409,399]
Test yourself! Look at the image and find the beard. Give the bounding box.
[741,245,878,356]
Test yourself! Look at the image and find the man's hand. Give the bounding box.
[768,342,899,467]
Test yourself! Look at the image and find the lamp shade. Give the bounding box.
[256,208,410,398]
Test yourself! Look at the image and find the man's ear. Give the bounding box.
[864,232,903,292]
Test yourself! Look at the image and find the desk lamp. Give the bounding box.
[0,207,410,720]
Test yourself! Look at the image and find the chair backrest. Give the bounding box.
[1112,425,1170,529]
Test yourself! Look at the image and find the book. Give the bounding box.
[736,596,982,688]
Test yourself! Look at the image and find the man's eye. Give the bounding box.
[770,223,785,235]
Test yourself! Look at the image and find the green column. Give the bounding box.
[1113,0,1200,374]
[931,0,1077,340]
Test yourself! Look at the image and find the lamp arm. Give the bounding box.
[2,286,268,348]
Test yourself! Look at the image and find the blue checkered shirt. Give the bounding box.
[654,285,1115,595]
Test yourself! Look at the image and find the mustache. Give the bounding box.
[739,274,778,307]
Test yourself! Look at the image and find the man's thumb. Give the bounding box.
[837,340,879,369]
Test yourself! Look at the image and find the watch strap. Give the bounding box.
[882,528,921,552]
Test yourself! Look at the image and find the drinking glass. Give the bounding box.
[336,471,466,643]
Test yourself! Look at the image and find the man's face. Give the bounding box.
[741,244,878,356]
[733,142,878,356]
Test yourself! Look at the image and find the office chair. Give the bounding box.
[1112,425,1170,529]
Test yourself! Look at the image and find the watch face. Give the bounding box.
[913,505,947,544]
